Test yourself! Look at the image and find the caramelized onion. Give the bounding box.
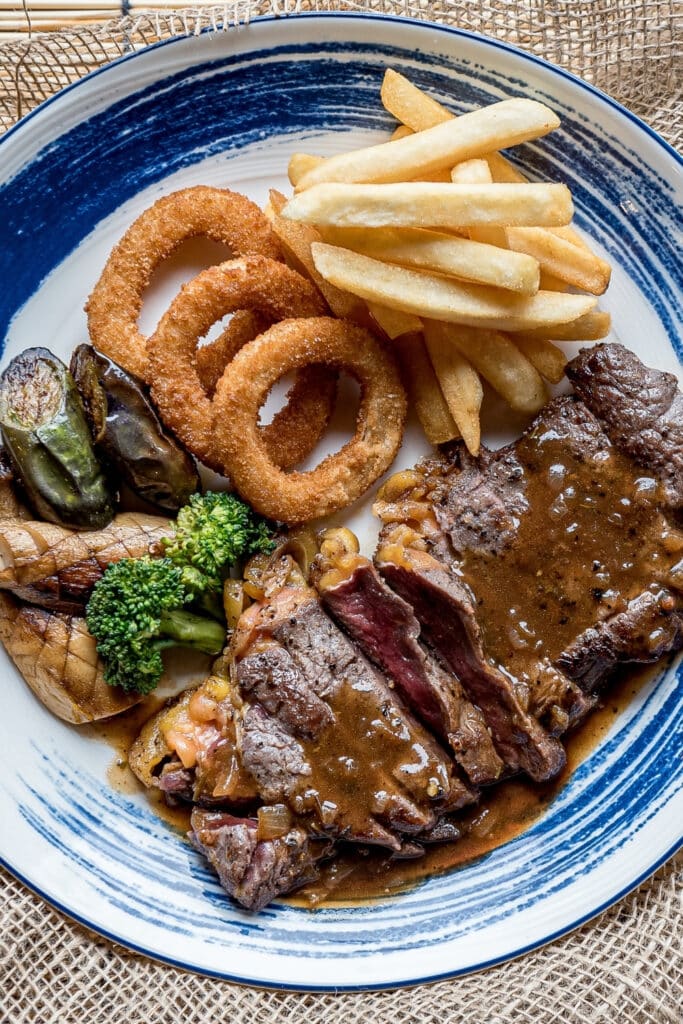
[223,579,249,630]
[257,803,293,841]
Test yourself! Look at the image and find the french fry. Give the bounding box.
[392,331,459,445]
[433,321,548,413]
[288,153,324,187]
[380,70,527,183]
[485,151,527,183]
[450,158,492,185]
[538,270,571,291]
[513,309,612,343]
[294,98,561,190]
[450,158,509,248]
[310,243,597,332]
[380,73,610,274]
[268,190,365,321]
[285,182,573,230]
[367,301,423,339]
[506,226,611,294]
[549,224,591,249]
[391,124,414,140]
[381,69,452,131]
[511,334,568,383]
[318,225,540,294]
[423,320,483,454]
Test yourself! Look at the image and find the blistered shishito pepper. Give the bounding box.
[0,347,115,529]
[70,344,200,513]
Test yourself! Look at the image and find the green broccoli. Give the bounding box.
[162,491,274,602]
[86,556,226,694]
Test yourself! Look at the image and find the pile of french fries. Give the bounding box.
[267,70,613,455]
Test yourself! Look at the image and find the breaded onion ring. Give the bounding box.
[86,186,282,383]
[196,309,270,396]
[148,257,334,473]
[212,317,407,523]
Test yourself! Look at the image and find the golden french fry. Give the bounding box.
[513,309,612,343]
[381,69,452,131]
[511,333,568,383]
[391,124,414,140]
[294,98,561,190]
[288,153,324,187]
[367,301,422,339]
[318,225,539,294]
[549,224,591,249]
[485,151,527,183]
[434,321,547,413]
[450,159,509,248]
[285,182,573,230]
[381,71,529,183]
[506,226,611,294]
[310,243,597,331]
[382,66,604,249]
[423,320,483,454]
[392,331,459,445]
[413,167,455,183]
[450,158,492,185]
[268,190,365,320]
[538,270,571,291]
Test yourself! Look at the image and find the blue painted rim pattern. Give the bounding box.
[0,14,681,991]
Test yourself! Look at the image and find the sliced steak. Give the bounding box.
[375,344,683,748]
[557,588,683,692]
[567,342,683,509]
[233,569,474,851]
[314,554,503,786]
[189,809,328,912]
[376,546,567,782]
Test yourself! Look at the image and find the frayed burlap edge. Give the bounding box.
[0,1,681,149]
[2,854,681,1022]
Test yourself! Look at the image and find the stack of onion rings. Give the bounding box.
[212,317,407,523]
[87,185,408,518]
[147,256,336,473]
[86,186,282,384]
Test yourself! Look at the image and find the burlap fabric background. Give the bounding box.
[1,2,682,1020]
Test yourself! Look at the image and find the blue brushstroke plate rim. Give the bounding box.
[0,12,681,991]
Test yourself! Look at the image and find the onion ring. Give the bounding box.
[148,256,334,472]
[212,317,407,523]
[195,309,270,396]
[86,186,282,383]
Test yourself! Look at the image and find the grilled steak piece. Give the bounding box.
[313,553,503,786]
[567,342,683,509]
[557,589,683,693]
[189,809,328,912]
[375,344,683,751]
[232,562,474,851]
[376,546,567,782]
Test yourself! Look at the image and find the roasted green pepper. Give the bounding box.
[0,347,115,529]
[70,344,200,513]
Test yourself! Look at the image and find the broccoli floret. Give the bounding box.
[162,492,274,600]
[86,556,226,694]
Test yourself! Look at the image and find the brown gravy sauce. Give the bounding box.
[457,431,681,685]
[290,663,654,907]
[92,663,656,907]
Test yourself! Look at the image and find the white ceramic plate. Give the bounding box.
[0,13,681,991]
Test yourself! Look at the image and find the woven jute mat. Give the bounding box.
[1,3,682,1020]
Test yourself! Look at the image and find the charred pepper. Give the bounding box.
[0,347,114,529]
[70,344,200,513]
